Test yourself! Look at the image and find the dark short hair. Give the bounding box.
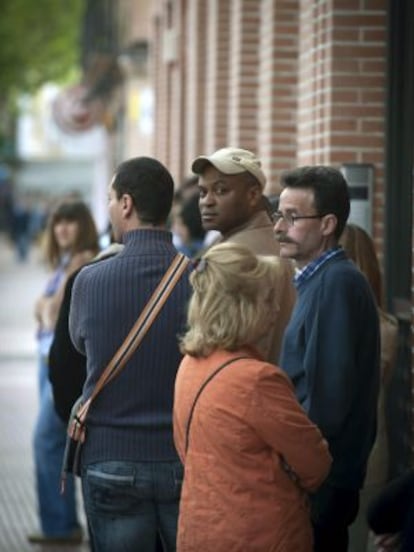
[179,193,205,241]
[112,157,174,225]
[280,166,350,239]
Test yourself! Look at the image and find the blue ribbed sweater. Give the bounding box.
[279,250,380,489]
[69,229,192,464]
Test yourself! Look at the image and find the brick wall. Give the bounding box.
[183,0,208,174]
[227,0,260,152]
[297,0,387,251]
[258,0,299,195]
[151,0,386,213]
[204,0,231,152]
[152,6,169,167]
[168,0,186,181]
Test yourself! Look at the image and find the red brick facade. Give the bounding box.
[297,0,387,249]
[151,1,387,224]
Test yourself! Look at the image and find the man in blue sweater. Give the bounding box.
[273,166,380,552]
[69,157,192,551]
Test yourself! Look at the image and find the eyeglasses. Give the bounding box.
[272,211,323,226]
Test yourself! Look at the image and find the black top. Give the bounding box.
[48,268,85,422]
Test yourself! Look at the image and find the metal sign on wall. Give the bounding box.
[340,163,374,235]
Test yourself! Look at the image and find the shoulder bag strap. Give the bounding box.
[76,253,190,425]
[185,356,249,453]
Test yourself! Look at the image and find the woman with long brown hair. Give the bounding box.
[29,199,99,545]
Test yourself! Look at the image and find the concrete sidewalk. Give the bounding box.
[0,235,89,552]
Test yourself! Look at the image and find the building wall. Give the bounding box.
[111,0,154,163]
[152,6,170,167]
[296,0,387,252]
[151,0,386,228]
[259,0,299,194]
[204,0,231,153]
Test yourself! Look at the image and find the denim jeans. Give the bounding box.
[81,460,183,552]
[33,353,79,536]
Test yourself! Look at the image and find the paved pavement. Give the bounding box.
[0,235,89,552]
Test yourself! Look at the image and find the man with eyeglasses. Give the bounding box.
[273,165,380,552]
[191,146,295,362]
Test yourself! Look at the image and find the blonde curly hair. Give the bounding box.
[180,242,281,357]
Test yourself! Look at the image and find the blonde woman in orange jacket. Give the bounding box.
[173,242,332,552]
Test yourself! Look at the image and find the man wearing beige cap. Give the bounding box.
[191,146,295,362]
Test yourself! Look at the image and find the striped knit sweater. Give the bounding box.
[69,229,192,464]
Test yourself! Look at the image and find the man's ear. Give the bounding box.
[121,193,134,219]
[248,183,263,207]
[321,213,338,237]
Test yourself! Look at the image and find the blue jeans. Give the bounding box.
[33,354,79,536]
[82,460,183,552]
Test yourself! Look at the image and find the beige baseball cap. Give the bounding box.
[192,147,266,189]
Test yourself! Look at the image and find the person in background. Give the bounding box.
[274,166,380,552]
[171,175,218,252]
[173,242,332,551]
[10,191,32,262]
[340,223,399,552]
[177,174,199,202]
[191,146,295,362]
[69,157,192,551]
[172,192,205,259]
[29,200,99,545]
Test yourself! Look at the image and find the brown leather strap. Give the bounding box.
[75,253,190,425]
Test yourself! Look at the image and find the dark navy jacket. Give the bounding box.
[280,250,380,490]
[69,229,192,465]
